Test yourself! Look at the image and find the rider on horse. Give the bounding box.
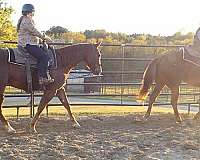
[185,27,200,58]
[192,27,200,53]
[17,4,54,85]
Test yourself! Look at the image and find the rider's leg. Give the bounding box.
[25,44,54,84]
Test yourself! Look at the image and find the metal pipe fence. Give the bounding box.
[2,42,200,117]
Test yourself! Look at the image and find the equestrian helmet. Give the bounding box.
[22,4,35,13]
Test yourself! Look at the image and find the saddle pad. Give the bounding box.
[8,48,37,67]
[8,47,57,69]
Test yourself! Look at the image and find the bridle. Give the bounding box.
[90,45,102,75]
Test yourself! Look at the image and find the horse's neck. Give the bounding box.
[56,45,85,71]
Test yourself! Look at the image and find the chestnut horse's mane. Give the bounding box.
[55,43,92,68]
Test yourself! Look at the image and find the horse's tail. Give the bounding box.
[137,58,157,101]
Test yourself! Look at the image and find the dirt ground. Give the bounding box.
[0,113,200,160]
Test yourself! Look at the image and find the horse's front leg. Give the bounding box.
[0,82,16,133]
[30,89,56,133]
[56,87,80,127]
[0,93,16,133]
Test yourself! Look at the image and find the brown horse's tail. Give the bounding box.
[137,58,157,101]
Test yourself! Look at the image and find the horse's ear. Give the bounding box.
[95,41,102,48]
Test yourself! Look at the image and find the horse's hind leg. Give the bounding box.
[144,83,164,119]
[56,87,80,127]
[170,86,182,123]
[194,111,200,120]
[30,89,56,133]
[0,86,16,133]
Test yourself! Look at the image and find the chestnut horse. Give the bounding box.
[138,48,200,123]
[0,43,102,133]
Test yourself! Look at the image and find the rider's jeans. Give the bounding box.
[25,44,49,79]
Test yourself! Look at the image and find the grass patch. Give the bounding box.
[2,105,191,118]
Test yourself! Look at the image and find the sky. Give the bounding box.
[5,0,200,36]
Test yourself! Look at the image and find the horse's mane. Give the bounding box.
[56,43,91,51]
[55,43,91,67]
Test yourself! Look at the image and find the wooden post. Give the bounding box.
[16,106,19,120]
[31,91,34,117]
[199,103,200,112]
[46,105,49,118]
[188,103,191,115]
[29,91,34,118]
[120,44,125,105]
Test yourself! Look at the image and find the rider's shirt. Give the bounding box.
[193,28,200,47]
[185,27,200,58]
[17,16,44,47]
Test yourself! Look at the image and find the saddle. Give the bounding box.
[8,44,57,69]
[181,46,200,66]
[7,44,57,93]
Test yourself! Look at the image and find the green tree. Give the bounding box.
[0,1,17,46]
[84,29,108,41]
[61,32,86,43]
[46,26,68,38]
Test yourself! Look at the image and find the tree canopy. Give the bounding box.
[0,1,16,41]
[0,0,195,48]
[0,1,195,82]
[45,26,194,46]
[45,26,68,38]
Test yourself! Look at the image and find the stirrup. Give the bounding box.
[39,77,54,85]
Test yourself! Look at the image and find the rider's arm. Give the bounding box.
[23,17,45,39]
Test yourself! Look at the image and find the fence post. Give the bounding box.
[16,106,19,120]
[30,91,34,118]
[46,105,49,118]
[188,103,191,115]
[120,44,125,105]
[199,103,200,112]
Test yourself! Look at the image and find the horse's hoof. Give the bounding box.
[176,120,182,124]
[7,127,16,134]
[5,124,16,134]
[176,116,182,124]
[29,127,38,134]
[143,115,150,121]
[193,115,199,120]
[194,112,200,120]
[72,121,81,128]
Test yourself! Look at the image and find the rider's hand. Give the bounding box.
[44,35,52,42]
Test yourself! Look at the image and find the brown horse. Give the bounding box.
[138,48,200,123]
[0,43,102,133]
